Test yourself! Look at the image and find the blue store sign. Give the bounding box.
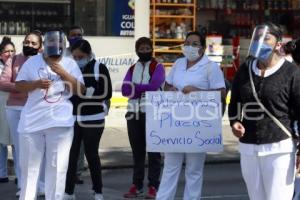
[111,0,135,36]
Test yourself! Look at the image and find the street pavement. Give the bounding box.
[0,107,246,199]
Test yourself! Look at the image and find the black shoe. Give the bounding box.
[0,177,9,183]
[14,178,17,185]
[75,176,84,184]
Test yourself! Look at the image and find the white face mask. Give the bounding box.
[182,45,200,61]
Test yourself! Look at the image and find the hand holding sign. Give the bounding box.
[146,91,223,153]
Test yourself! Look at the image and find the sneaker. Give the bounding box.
[63,193,75,200]
[37,191,45,197]
[94,193,104,200]
[15,190,21,197]
[123,184,143,198]
[0,177,8,183]
[145,186,157,199]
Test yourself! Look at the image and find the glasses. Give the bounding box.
[38,67,65,103]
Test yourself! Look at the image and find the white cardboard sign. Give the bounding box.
[146,91,223,153]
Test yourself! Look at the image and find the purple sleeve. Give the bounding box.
[121,69,134,97]
[134,63,165,93]
[121,68,143,99]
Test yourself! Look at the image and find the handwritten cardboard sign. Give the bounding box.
[146,91,223,153]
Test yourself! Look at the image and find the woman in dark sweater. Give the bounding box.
[228,22,300,200]
[64,39,112,200]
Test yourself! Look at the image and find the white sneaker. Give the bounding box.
[94,193,104,200]
[15,190,21,197]
[63,193,76,200]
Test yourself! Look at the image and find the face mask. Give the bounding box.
[137,52,152,62]
[45,46,63,58]
[76,58,89,69]
[23,46,39,56]
[249,41,274,63]
[183,46,200,61]
[68,36,82,47]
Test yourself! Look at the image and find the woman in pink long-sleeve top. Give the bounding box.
[0,31,42,196]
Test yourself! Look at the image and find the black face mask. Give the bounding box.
[23,46,39,56]
[137,52,152,62]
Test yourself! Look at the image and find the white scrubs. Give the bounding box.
[15,54,84,200]
[156,55,225,200]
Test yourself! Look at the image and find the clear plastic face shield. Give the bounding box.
[248,25,278,64]
[43,31,66,58]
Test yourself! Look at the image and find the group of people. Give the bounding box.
[121,22,300,200]
[0,21,299,200]
[0,26,112,200]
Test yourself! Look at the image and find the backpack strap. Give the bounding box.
[149,59,158,77]
[94,60,100,81]
[129,63,135,75]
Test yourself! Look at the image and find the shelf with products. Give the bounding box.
[151,0,196,65]
[198,0,300,38]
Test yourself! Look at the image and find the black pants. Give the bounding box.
[126,112,161,190]
[65,120,104,194]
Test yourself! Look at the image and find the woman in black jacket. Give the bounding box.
[64,39,112,200]
[228,22,300,200]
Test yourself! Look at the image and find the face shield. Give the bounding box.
[43,31,66,58]
[248,25,276,63]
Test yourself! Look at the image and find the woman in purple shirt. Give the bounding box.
[122,37,165,199]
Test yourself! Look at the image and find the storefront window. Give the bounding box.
[0,0,71,35]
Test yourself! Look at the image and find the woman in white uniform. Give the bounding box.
[0,37,15,183]
[156,31,226,200]
[15,30,85,200]
[228,22,300,200]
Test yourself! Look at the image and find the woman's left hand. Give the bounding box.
[182,85,200,94]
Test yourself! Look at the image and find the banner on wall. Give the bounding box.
[97,53,137,91]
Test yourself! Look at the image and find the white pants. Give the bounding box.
[241,153,295,200]
[19,127,73,200]
[6,108,21,188]
[156,153,206,200]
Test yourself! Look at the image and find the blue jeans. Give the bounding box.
[0,143,8,178]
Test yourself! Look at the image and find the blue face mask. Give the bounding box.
[76,58,89,69]
[249,41,274,62]
[68,36,82,47]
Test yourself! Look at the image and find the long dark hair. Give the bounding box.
[70,39,92,55]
